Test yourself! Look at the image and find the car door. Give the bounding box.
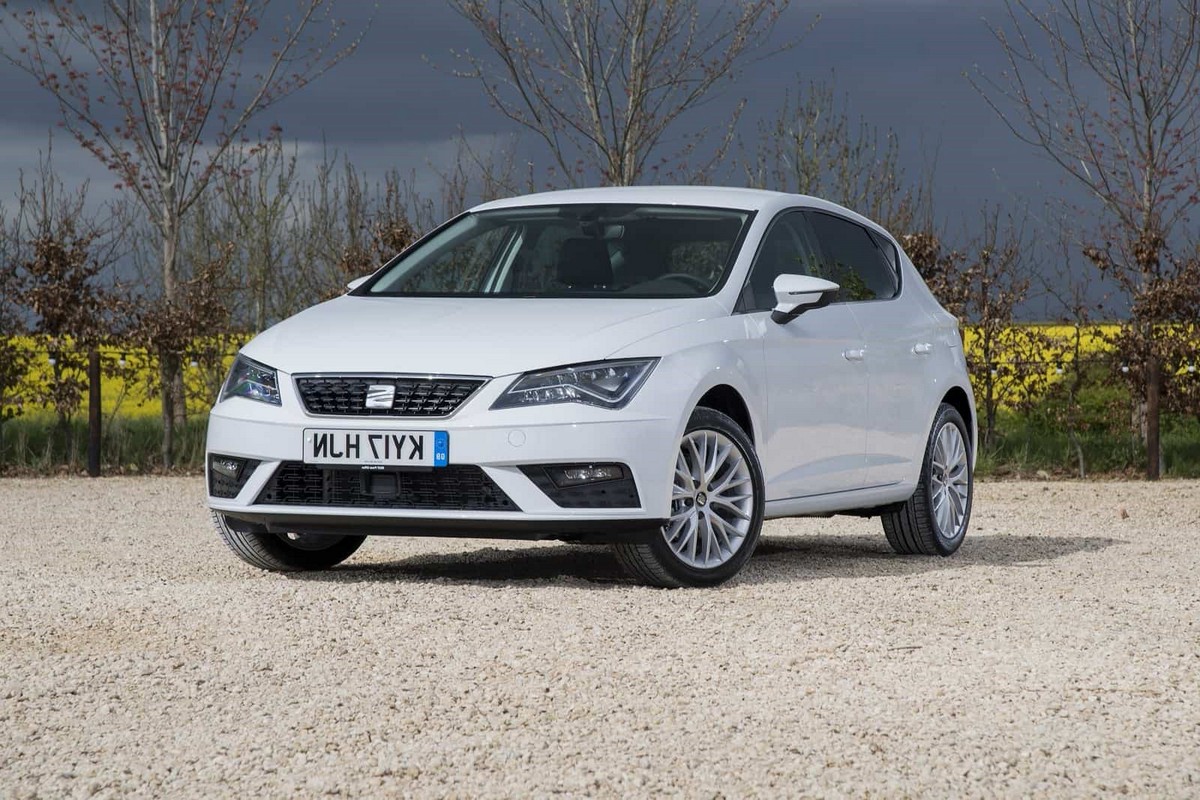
[803,211,930,488]
[738,210,868,500]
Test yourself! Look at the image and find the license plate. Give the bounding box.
[303,429,448,468]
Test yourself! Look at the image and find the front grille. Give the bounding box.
[295,375,487,417]
[255,463,519,511]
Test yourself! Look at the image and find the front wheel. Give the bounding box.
[613,408,765,587]
[882,403,973,556]
[213,512,366,571]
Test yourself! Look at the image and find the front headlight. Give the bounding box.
[221,354,282,406]
[491,358,659,410]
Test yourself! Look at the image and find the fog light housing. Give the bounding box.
[547,463,626,487]
[520,463,639,509]
[208,454,260,499]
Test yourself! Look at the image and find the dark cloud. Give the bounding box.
[0,0,1107,316]
[0,0,1062,210]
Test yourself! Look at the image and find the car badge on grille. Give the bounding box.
[365,384,396,409]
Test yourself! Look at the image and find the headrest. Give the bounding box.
[557,238,612,287]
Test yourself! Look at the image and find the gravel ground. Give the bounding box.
[1,478,1198,798]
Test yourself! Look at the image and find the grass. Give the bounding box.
[974,414,1200,478]
[0,414,208,474]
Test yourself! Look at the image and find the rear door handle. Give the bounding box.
[912,342,933,355]
[842,348,866,362]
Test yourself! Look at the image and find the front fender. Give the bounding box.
[613,314,766,483]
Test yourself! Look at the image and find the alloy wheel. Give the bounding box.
[929,422,969,539]
[663,429,755,569]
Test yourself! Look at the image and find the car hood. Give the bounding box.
[243,295,724,376]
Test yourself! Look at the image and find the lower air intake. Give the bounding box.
[255,463,519,511]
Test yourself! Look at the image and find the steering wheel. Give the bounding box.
[658,272,711,292]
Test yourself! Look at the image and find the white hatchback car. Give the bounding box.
[207,186,976,587]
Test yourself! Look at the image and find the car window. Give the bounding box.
[804,211,899,302]
[740,210,823,311]
[385,221,512,294]
[504,223,571,292]
[367,205,752,298]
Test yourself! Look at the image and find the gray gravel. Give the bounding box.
[1,477,1198,798]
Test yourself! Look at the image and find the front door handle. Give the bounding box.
[912,342,933,355]
[842,348,866,362]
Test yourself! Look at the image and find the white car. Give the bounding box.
[207,186,976,587]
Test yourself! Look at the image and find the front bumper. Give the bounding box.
[206,380,680,541]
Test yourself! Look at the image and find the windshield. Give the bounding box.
[364,204,753,298]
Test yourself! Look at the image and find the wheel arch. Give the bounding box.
[940,384,976,457]
[694,384,755,443]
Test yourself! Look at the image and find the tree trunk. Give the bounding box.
[171,369,187,426]
[1146,354,1161,480]
[159,354,176,470]
[982,364,996,449]
[160,212,180,468]
[87,349,101,477]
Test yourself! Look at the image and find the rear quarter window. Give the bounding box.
[805,211,899,302]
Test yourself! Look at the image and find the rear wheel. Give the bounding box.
[613,408,765,587]
[882,403,972,556]
[213,512,366,571]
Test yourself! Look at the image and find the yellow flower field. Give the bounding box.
[4,337,241,421]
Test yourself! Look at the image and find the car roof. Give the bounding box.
[472,183,849,211]
[468,185,890,235]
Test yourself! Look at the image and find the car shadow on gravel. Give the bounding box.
[295,544,631,586]
[741,533,1123,584]
[286,533,1124,587]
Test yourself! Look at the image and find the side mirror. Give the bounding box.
[345,275,370,293]
[770,274,840,324]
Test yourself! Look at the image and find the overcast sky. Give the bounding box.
[0,0,1101,315]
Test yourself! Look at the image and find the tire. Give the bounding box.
[213,512,366,571]
[882,403,972,556]
[613,407,765,587]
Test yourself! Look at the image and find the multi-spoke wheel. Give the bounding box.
[213,512,366,571]
[613,407,764,587]
[664,429,755,568]
[882,403,973,556]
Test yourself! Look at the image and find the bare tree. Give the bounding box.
[448,0,792,186]
[184,137,304,331]
[0,206,28,434]
[0,0,362,466]
[744,78,928,233]
[959,208,1057,449]
[1039,219,1103,478]
[10,147,127,438]
[127,245,234,424]
[910,208,1054,448]
[974,0,1200,479]
[295,153,423,304]
[438,134,523,217]
[1107,252,1200,424]
[178,141,500,334]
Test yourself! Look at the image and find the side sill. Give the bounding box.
[764,482,913,519]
